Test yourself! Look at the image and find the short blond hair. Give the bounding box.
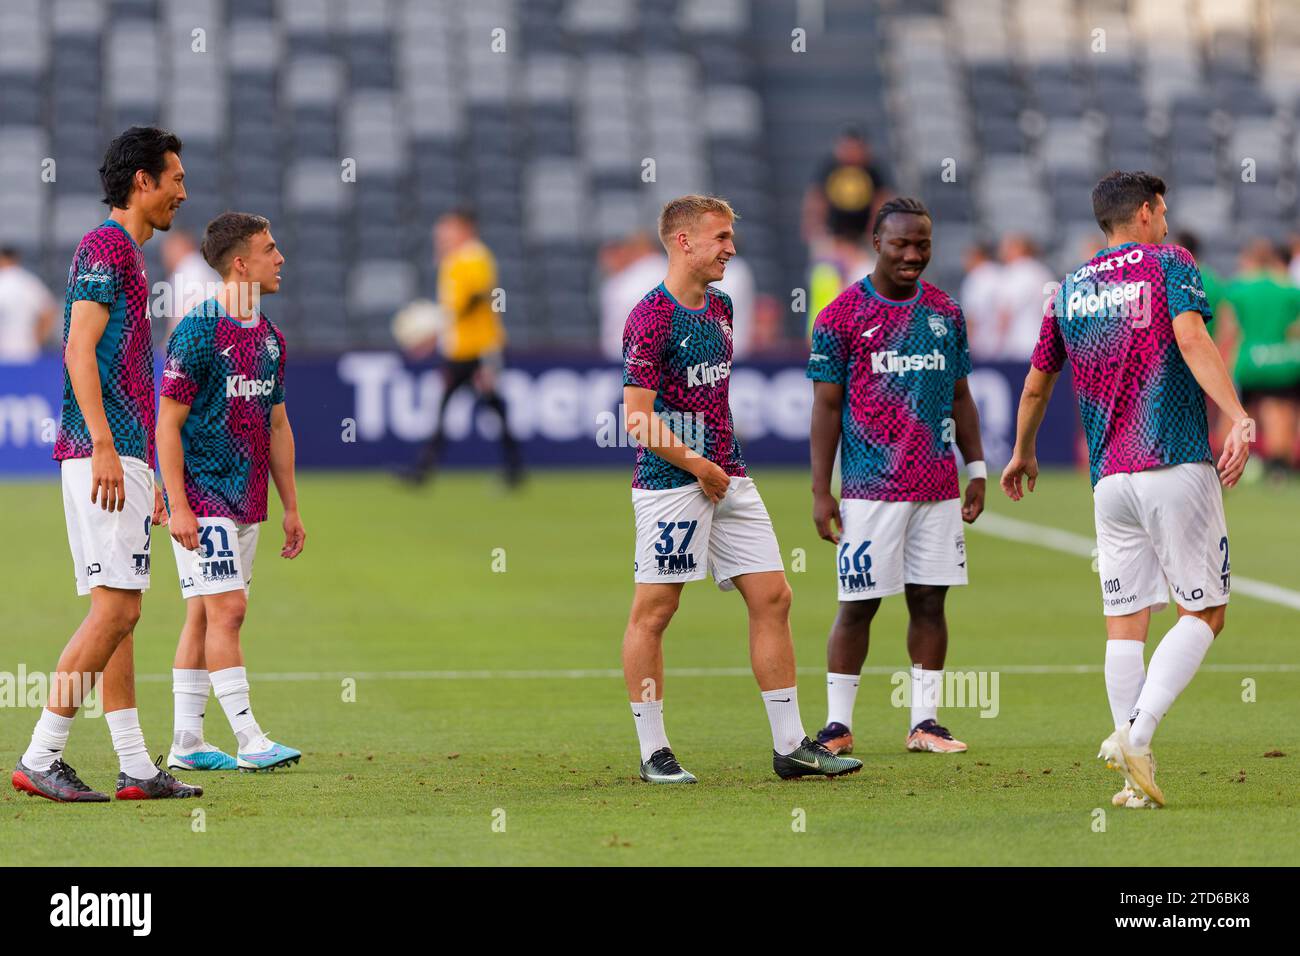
[657,194,738,250]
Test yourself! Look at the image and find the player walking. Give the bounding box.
[1001,171,1252,807]
[157,213,305,773]
[808,197,986,757]
[12,127,202,801]
[620,195,861,783]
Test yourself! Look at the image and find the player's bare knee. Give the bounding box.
[1196,604,1226,637]
[185,597,207,628]
[905,585,947,623]
[92,593,141,638]
[837,599,878,630]
[632,595,679,636]
[206,592,248,633]
[763,580,793,619]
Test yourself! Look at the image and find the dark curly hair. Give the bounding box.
[99,126,183,209]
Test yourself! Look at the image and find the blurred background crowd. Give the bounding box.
[2,0,1300,473]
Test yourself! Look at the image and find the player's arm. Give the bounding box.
[1001,366,1060,501]
[269,402,305,558]
[66,299,124,511]
[1172,311,1252,487]
[623,385,729,503]
[952,376,986,523]
[810,380,843,543]
[157,396,199,549]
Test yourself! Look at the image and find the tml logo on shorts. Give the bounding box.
[50,886,151,936]
[199,558,238,583]
[226,375,276,399]
[838,540,875,592]
[686,360,730,388]
[870,350,946,376]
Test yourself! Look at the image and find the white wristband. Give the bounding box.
[966,460,987,480]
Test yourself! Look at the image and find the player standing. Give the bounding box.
[807,197,986,757]
[157,213,305,773]
[402,208,524,487]
[621,195,861,782]
[1001,171,1252,807]
[12,126,202,801]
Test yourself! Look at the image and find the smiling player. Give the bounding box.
[620,194,862,783]
[1002,172,1252,808]
[808,197,986,757]
[157,212,306,773]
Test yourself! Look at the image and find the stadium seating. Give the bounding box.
[1,0,1296,348]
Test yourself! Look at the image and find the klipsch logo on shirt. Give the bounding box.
[686,360,730,387]
[226,375,276,399]
[870,350,946,376]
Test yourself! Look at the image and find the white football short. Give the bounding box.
[171,516,260,599]
[1093,461,1230,616]
[61,455,155,596]
[632,476,784,590]
[836,497,968,601]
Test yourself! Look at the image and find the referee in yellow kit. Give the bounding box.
[405,207,524,486]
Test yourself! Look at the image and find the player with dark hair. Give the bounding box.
[808,196,986,757]
[402,208,523,487]
[1002,170,1253,807]
[13,126,202,801]
[157,212,305,773]
[620,194,862,782]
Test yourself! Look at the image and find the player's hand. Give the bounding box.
[151,483,168,526]
[169,505,200,551]
[1000,453,1038,501]
[90,443,125,511]
[1217,416,1252,488]
[281,510,306,559]
[813,490,842,543]
[692,459,730,503]
[961,478,986,523]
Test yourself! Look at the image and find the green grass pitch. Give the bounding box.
[0,468,1296,865]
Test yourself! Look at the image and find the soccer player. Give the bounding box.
[621,194,862,783]
[157,212,305,773]
[402,207,523,486]
[12,126,201,801]
[1001,171,1252,807]
[808,197,986,757]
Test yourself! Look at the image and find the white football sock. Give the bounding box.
[22,709,74,772]
[826,672,860,729]
[910,665,942,729]
[172,668,209,752]
[1130,616,1215,749]
[105,708,158,779]
[630,699,670,762]
[211,666,270,753]
[1104,640,1146,729]
[762,686,806,756]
